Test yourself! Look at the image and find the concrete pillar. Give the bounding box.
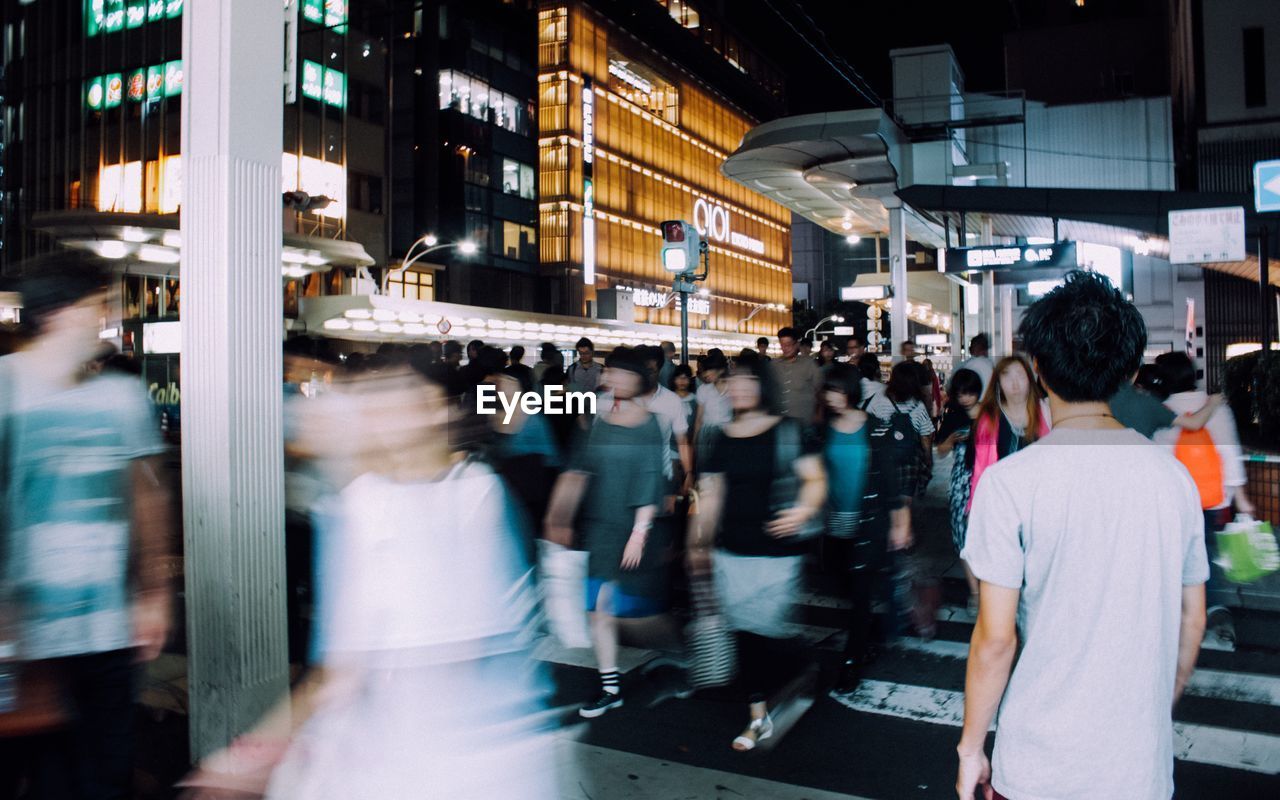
[1000,286,1015,356]
[981,216,998,356]
[887,201,908,360]
[180,0,289,760]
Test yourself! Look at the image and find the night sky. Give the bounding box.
[724,0,1166,116]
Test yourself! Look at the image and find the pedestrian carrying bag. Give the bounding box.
[1174,428,1225,509]
[1216,515,1280,584]
[0,359,73,737]
[535,539,592,650]
[684,490,737,689]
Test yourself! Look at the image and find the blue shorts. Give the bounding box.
[586,579,666,618]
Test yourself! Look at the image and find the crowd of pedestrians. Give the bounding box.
[0,259,1258,799]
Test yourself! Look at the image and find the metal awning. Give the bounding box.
[721,110,945,247]
[29,210,376,279]
[897,184,1279,286]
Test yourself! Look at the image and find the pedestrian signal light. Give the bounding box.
[660,219,699,274]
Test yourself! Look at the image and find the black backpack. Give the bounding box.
[882,399,921,463]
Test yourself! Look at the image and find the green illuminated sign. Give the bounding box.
[164,60,183,97]
[324,0,347,33]
[86,76,105,111]
[126,0,146,29]
[105,0,125,33]
[302,0,323,24]
[147,65,164,102]
[85,62,180,110]
[322,67,346,108]
[301,60,345,108]
[127,69,146,102]
[87,0,178,37]
[301,61,323,101]
[104,73,123,108]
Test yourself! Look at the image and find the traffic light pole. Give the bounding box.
[674,242,711,365]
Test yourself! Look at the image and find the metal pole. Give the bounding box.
[1261,226,1270,354]
[679,284,689,365]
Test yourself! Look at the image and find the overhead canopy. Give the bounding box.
[721,110,945,248]
[897,184,1279,287]
[29,210,376,279]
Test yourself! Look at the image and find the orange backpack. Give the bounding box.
[1174,428,1225,509]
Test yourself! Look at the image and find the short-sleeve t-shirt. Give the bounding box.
[864,394,934,437]
[2,360,165,659]
[961,427,1208,800]
[701,420,819,557]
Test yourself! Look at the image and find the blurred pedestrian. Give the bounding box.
[817,340,836,373]
[966,356,1049,516]
[567,337,603,395]
[505,344,535,392]
[691,358,825,751]
[845,335,866,366]
[658,341,677,390]
[671,364,698,435]
[770,327,821,427]
[1155,351,1251,643]
[544,348,668,719]
[820,363,910,694]
[532,342,562,385]
[694,351,731,452]
[956,333,994,395]
[0,257,172,799]
[755,336,771,362]
[864,360,935,498]
[934,368,983,612]
[957,271,1207,800]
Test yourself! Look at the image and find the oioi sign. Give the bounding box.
[692,198,765,255]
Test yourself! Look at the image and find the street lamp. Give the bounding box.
[380,234,479,295]
[736,302,784,330]
[804,313,846,341]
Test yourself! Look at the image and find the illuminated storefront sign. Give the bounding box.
[87,0,180,37]
[86,61,180,109]
[692,197,765,255]
[632,288,710,315]
[582,79,596,284]
[282,153,347,219]
[301,60,345,108]
[945,242,1077,272]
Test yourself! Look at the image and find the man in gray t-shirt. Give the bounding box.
[956,273,1208,800]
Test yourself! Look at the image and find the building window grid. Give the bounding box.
[386,269,435,301]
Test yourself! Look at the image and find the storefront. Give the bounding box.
[536,1,792,337]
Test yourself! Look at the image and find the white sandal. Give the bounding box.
[731,714,774,751]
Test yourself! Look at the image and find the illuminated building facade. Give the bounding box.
[537,0,792,336]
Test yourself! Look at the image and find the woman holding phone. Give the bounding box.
[935,368,984,612]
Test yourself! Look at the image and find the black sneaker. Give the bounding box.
[579,691,624,719]
[834,660,864,695]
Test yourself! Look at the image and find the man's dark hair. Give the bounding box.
[969,333,990,355]
[1154,352,1197,395]
[576,337,594,352]
[466,339,485,356]
[777,327,799,342]
[1018,270,1146,402]
[15,251,111,333]
[660,341,675,355]
[1134,363,1166,399]
[846,334,864,348]
[756,336,769,348]
[510,345,525,363]
[639,345,664,372]
[948,368,983,401]
[701,351,728,372]
[737,348,761,367]
[822,362,863,407]
[473,346,508,379]
[672,364,694,382]
[443,340,463,358]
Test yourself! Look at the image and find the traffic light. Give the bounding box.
[660,219,700,274]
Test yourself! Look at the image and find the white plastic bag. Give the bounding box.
[536,540,591,650]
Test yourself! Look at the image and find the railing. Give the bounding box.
[1245,454,1280,529]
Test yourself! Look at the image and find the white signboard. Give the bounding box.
[1168,207,1246,264]
[692,198,765,255]
[631,288,710,315]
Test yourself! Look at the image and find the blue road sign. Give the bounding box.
[1254,159,1280,213]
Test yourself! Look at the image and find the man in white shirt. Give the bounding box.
[956,333,995,395]
[957,272,1207,800]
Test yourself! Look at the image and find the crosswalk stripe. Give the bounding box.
[831,679,1280,774]
[890,637,1280,707]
